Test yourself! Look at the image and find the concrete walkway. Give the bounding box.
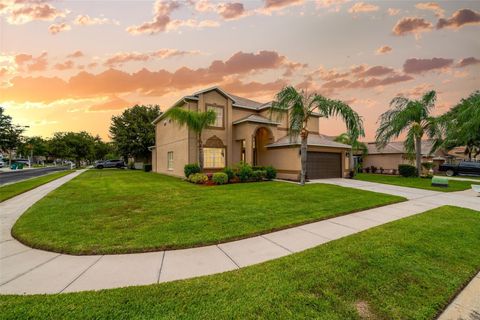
[438,271,480,320]
[1,172,479,308]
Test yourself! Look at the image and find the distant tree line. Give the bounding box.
[0,105,161,167]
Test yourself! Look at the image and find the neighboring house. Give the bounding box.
[359,140,449,172]
[151,87,351,180]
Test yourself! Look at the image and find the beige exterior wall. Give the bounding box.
[154,103,190,177]
[362,154,409,171]
[153,88,347,180]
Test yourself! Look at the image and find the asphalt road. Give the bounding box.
[0,166,70,185]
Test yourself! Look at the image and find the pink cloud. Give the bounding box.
[348,2,378,14]
[375,45,392,55]
[48,22,71,35]
[403,57,453,74]
[387,8,400,16]
[74,14,118,26]
[5,2,67,25]
[415,2,444,18]
[261,0,303,13]
[0,50,301,102]
[456,57,480,68]
[217,2,245,20]
[54,60,75,71]
[67,51,84,59]
[126,0,181,34]
[356,66,394,77]
[14,52,48,72]
[392,16,433,36]
[436,9,480,29]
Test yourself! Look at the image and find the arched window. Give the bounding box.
[204,136,226,168]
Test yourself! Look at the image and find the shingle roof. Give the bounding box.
[365,140,436,155]
[232,114,280,125]
[266,134,351,149]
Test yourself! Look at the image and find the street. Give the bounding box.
[0,166,70,185]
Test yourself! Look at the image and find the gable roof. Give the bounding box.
[152,86,271,124]
[232,114,280,126]
[266,134,351,149]
[365,140,437,155]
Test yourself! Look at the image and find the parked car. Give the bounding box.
[95,159,126,169]
[439,161,480,177]
[0,159,4,168]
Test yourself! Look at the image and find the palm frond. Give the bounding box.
[164,107,216,134]
[311,95,365,141]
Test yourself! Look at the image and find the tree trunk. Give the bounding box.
[349,151,354,173]
[198,132,204,171]
[415,136,422,177]
[300,129,308,186]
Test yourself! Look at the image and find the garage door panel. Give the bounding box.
[307,152,341,179]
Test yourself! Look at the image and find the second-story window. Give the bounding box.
[207,105,224,128]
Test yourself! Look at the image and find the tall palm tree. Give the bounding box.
[270,86,364,185]
[376,90,442,177]
[439,90,480,160]
[334,132,368,171]
[164,108,216,170]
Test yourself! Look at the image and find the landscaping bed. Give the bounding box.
[12,170,403,255]
[3,206,480,319]
[0,170,73,202]
[355,173,472,192]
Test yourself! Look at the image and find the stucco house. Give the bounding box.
[359,140,449,173]
[151,87,351,180]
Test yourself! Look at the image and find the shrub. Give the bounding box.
[143,164,152,172]
[252,170,267,181]
[379,167,384,174]
[184,163,201,178]
[392,169,397,175]
[398,164,417,177]
[223,166,235,181]
[422,162,435,171]
[188,173,208,184]
[212,172,228,185]
[365,167,371,173]
[236,162,253,182]
[265,166,277,180]
[370,166,377,173]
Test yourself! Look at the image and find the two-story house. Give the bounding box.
[151,87,351,180]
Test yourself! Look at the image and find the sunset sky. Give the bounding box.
[1,0,479,141]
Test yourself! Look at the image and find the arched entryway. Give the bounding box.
[253,127,274,166]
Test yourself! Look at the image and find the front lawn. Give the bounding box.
[2,206,480,319]
[355,173,472,192]
[12,170,404,254]
[0,170,73,202]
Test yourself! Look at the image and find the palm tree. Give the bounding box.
[376,90,442,177]
[439,91,480,161]
[270,86,364,185]
[334,132,368,172]
[164,108,216,170]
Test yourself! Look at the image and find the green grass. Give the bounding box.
[0,170,73,202]
[12,170,404,255]
[355,173,472,192]
[2,206,480,319]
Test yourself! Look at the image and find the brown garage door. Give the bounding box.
[306,152,342,179]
